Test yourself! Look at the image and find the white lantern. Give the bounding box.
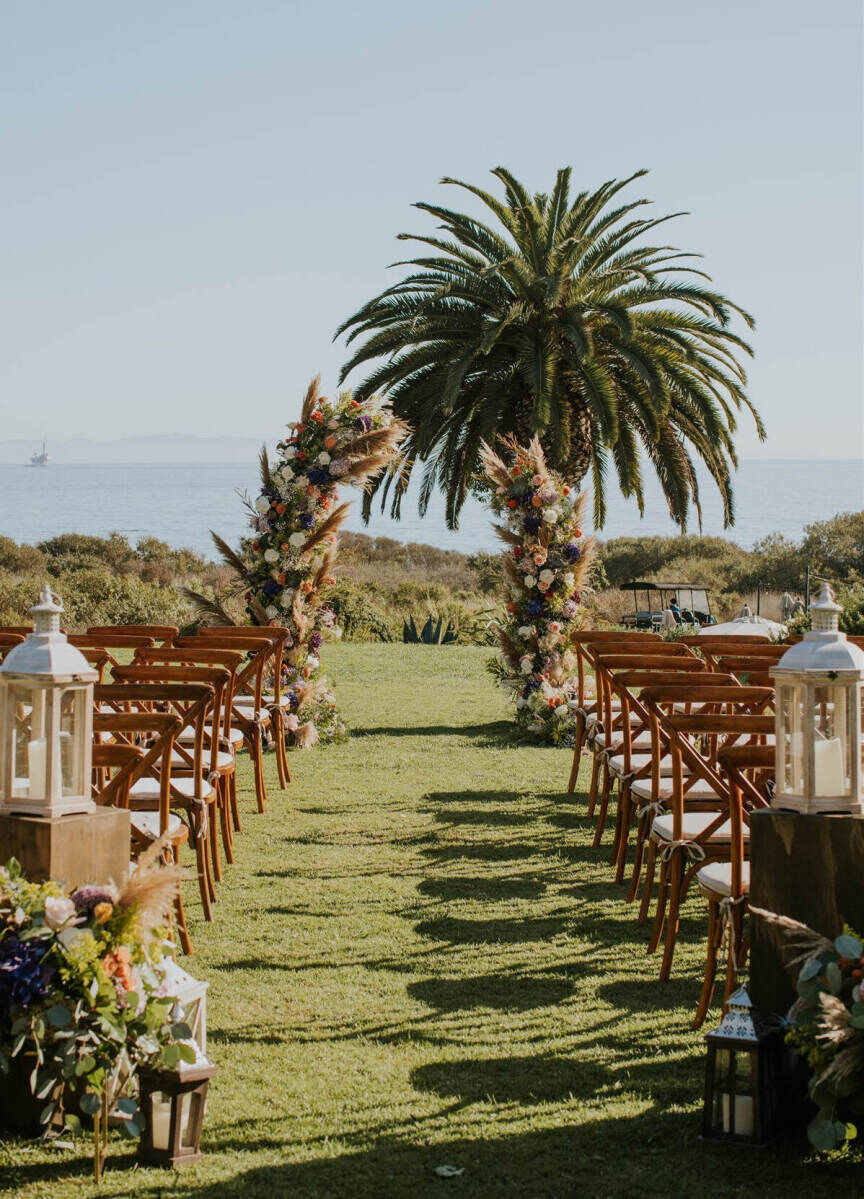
[772,583,864,815]
[159,957,209,1051]
[0,587,97,818]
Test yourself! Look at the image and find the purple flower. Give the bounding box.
[262,579,281,598]
[526,598,545,618]
[306,468,330,486]
[70,885,113,919]
[520,490,536,508]
[299,513,315,530]
[308,631,323,651]
[522,677,541,695]
[353,415,373,432]
[563,542,582,564]
[523,514,542,534]
[561,599,578,619]
[0,936,54,1017]
[328,459,348,478]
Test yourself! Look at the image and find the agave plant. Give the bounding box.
[402,614,458,645]
[336,166,764,530]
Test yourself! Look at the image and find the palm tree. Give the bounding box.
[335,167,764,530]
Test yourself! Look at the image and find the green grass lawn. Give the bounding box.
[1,644,861,1198]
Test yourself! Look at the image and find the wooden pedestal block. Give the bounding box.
[749,809,864,1018]
[0,807,130,888]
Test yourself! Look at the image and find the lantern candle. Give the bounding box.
[722,1093,754,1136]
[813,737,845,796]
[27,738,46,797]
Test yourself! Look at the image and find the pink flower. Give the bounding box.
[285,713,299,731]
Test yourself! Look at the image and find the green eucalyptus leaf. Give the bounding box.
[834,934,863,959]
[63,1113,81,1134]
[11,1033,26,1058]
[808,1114,842,1151]
[75,1055,96,1076]
[35,1072,56,1100]
[162,1044,180,1068]
[122,1119,141,1139]
[39,1102,55,1126]
[46,1004,71,1028]
[171,1022,193,1041]
[116,1097,138,1117]
[177,1042,197,1064]
[799,958,823,982]
[825,962,843,995]
[79,1092,101,1116]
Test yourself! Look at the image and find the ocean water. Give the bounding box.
[0,459,861,558]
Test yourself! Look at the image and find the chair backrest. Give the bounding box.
[133,647,244,742]
[717,743,776,898]
[570,630,663,706]
[0,632,24,660]
[176,632,279,717]
[679,634,771,649]
[92,707,182,822]
[715,655,781,686]
[87,624,178,645]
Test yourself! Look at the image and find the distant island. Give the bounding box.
[0,435,273,465]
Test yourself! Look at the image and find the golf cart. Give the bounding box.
[619,581,715,630]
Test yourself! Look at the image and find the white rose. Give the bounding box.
[255,496,271,514]
[280,591,295,610]
[306,655,320,669]
[294,478,307,490]
[563,572,575,589]
[327,419,339,429]
[280,465,293,481]
[263,548,278,563]
[289,532,306,547]
[517,625,532,639]
[554,703,568,718]
[266,605,279,619]
[523,575,537,588]
[539,569,555,585]
[45,896,78,931]
[542,508,559,524]
[519,655,534,675]
[516,696,526,709]
[317,452,331,465]
[284,445,297,459]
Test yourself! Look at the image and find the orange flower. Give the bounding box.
[324,436,336,450]
[507,499,517,509]
[562,486,571,496]
[299,581,313,594]
[281,542,290,551]
[277,572,286,584]
[511,466,521,476]
[296,423,305,434]
[574,527,583,538]
[506,602,517,613]
[531,495,542,508]
[102,947,134,991]
[275,503,286,514]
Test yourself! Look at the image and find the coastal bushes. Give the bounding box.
[0,510,860,637]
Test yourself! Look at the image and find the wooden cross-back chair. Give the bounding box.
[192,625,293,791]
[679,633,771,651]
[568,630,663,790]
[696,640,781,672]
[690,743,774,1028]
[69,633,157,677]
[715,653,784,687]
[132,646,244,848]
[96,678,219,926]
[597,666,744,883]
[0,632,24,661]
[110,664,233,893]
[580,644,700,810]
[587,652,708,846]
[92,696,199,953]
[176,630,284,809]
[636,686,775,984]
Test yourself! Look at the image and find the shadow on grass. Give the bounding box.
[407,971,576,1013]
[415,914,569,945]
[353,721,515,746]
[417,874,548,902]
[421,841,543,864]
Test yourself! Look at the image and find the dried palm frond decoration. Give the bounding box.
[481,435,594,744]
[200,377,406,746]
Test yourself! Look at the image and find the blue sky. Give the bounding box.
[1,0,861,458]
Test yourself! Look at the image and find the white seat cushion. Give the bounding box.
[697,860,751,896]
[608,753,679,778]
[631,777,721,802]
[130,810,183,839]
[241,692,290,708]
[233,704,270,721]
[652,811,749,842]
[171,749,234,769]
[130,775,216,802]
[178,724,244,746]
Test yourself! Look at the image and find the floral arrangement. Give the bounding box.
[480,436,594,744]
[751,905,864,1150]
[199,377,406,748]
[0,847,198,1179]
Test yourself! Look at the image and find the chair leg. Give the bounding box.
[659,858,684,981]
[693,899,721,1030]
[219,778,235,865]
[272,708,291,788]
[586,751,601,819]
[627,816,648,903]
[194,834,214,922]
[610,780,633,881]
[567,713,586,793]
[648,854,669,951]
[723,905,746,1006]
[249,728,267,814]
[230,772,242,834]
[638,841,657,924]
[172,844,193,956]
[592,761,613,848]
[208,803,222,886]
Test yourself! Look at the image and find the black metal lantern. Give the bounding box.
[137,1053,215,1168]
[702,987,781,1146]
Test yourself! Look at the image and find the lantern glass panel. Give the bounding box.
[59,687,86,796]
[149,1091,173,1150]
[779,684,805,795]
[812,684,851,796]
[10,683,47,798]
[180,1091,204,1148]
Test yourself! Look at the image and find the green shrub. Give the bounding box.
[327,580,395,642]
[0,537,47,574]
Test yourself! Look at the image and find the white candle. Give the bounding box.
[814,736,846,796]
[722,1092,754,1136]
[27,738,46,798]
[150,1101,171,1149]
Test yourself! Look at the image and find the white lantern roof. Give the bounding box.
[709,986,761,1042]
[773,584,864,677]
[0,587,97,681]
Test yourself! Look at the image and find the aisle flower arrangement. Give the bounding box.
[751,906,864,1151]
[205,377,406,747]
[0,846,196,1180]
[480,436,594,744]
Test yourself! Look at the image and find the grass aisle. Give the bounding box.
[1,645,858,1198]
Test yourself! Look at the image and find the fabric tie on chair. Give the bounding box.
[659,838,707,863]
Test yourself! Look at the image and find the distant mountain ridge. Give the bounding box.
[0,435,273,464]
